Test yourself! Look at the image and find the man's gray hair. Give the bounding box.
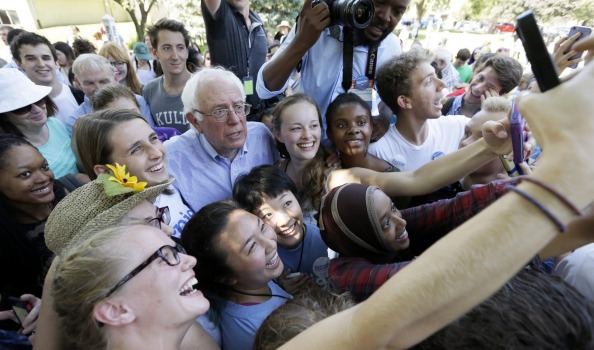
[72,54,115,77]
[181,67,246,122]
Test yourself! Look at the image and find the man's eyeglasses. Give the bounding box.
[193,103,251,122]
[110,61,126,68]
[12,99,46,115]
[148,206,171,230]
[105,243,187,297]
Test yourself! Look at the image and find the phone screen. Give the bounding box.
[12,306,29,325]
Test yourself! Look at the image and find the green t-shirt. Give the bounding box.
[456,64,473,83]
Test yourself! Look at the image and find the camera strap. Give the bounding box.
[342,27,354,92]
[342,28,380,92]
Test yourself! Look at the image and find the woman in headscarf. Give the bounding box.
[320,181,517,301]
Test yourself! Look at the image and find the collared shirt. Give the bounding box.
[65,94,154,134]
[328,178,518,301]
[444,93,467,116]
[164,122,279,212]
[202,0,267,109]
[441,63,461,91]
[256,26,401,128]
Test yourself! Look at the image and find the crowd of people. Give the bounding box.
[1,0,594,349]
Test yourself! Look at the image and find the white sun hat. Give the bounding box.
[0,68,52,114]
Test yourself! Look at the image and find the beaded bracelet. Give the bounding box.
[505,176,583,233]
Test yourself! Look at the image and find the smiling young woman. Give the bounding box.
[0,69,79,178]
[0,135,66,301]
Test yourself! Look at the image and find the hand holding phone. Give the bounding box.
[510,100,525,167]
[564,26,592,69]
[8,296,31,326]
[516,11,560,92]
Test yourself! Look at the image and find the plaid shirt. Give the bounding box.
[328,178,519,301]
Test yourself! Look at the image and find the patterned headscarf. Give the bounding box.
[319,183,396,263]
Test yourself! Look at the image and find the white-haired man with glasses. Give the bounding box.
[165,67,278,212]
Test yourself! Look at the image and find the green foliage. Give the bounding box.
[413,0,451,22]
[466,0,593,26]
[250,0,303,30]
[112,0,160,42]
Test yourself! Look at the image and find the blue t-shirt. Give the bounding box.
[38,118,78,178]
[219,281,290,350]
[278,222,330,287]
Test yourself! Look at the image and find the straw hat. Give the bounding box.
[45,178,173,255]
[276,20,291,29]
[0,69,51,114]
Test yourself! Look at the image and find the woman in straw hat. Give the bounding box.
[34,172,219,349]
[0,69,78,178]
[52,223,210,350]
[0,135,65,340]
[72,108,192,238]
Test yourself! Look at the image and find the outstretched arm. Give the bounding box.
[328,120,511,196]
[281,40,594,350]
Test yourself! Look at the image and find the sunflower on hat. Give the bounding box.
[97,163,147,196]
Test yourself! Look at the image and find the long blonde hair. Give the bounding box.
[52,225,131,350]
[98,42,143,95]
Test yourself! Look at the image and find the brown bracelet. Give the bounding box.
[517,176,582,216]
[505,176,583,233]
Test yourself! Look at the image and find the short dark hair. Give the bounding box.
[326,92,371,134]
[146,18,190,49]
[455,48,471,61]
[233,165,298,214]
[10,32,57,63]
[181,200,240,299]
[72,38,97,57]
[0,135,35,170]
[411,270,594,350]
[54,41,75,64]
[475,55,523,95]
[376,49,433,114]
[6,28,24,46]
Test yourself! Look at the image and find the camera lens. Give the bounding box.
[351,1,374,28]
[329,0,375,29]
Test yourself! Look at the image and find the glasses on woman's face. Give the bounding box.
[105,243,187,297]
[110,61,126,68]
[148,206,171,229]
[12,99,46,115]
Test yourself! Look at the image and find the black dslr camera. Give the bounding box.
[314,0,375,29]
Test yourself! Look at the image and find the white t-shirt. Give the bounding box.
[369,115,468,172]
[52,84,79,125]
[554,243,594,302]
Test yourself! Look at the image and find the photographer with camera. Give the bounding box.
[257,0,410,132]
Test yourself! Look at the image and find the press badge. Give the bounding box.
[243,76,254,96]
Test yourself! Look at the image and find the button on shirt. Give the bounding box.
[164,122,279,212]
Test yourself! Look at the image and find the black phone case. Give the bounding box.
[516,11,560,92]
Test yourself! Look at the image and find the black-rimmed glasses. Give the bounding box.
[148,206,170,229]
[110,61,126,68]
[193,103,251,122]
[105,243,187,297]
[12,99,46,115]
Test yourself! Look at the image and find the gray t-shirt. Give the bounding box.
[142,76,189,132]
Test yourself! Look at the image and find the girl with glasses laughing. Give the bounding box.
[52,224,210,350]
